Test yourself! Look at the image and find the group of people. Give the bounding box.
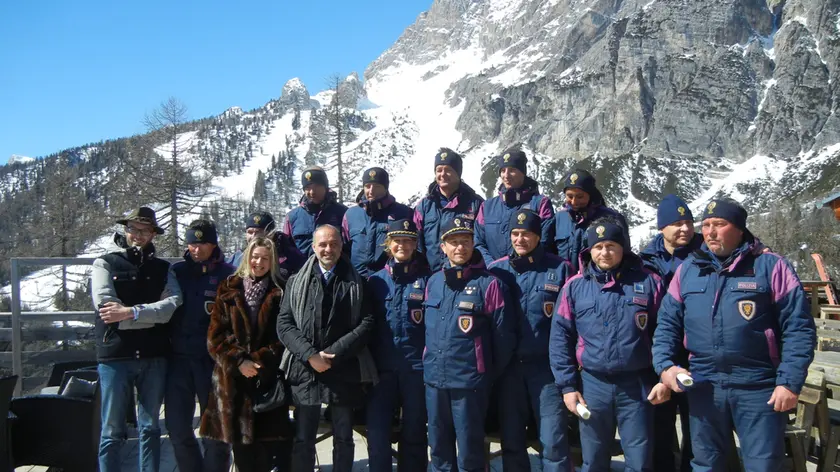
[91,146,818,472]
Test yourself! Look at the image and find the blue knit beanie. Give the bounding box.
[702,199,748,231]
[657,194,694,229]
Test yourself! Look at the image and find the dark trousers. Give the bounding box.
[232,441,277,472]
[653,390,692,472]
[164,356,231,472]
[498,361,570,472]
[292,404,355,472]
[366,369,427,472]
[426,386,489,472]
[580,370,653,472]
[688,383,786,472]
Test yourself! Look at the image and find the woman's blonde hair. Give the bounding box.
[234,236,282,288]
[381,234,418,257]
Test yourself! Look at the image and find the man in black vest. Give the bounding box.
[91,207,183,472]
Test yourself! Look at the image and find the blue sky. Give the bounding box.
[0,0,431,163]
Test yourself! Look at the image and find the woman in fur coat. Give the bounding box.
[200,236,292,472]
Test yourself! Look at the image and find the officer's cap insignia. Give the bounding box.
[305,171,312,181]
[635,312,648,330]
[440,152,447,160]
[517,213,526,224]
[738,300,756,320]
[410,309,423,324]
[543,301,555,318]
[707,202,716,214]
[570,173,579,184]
[404,221,410,229]
[194,230,203,240]
[458,315,473,333]
[204,301,215,315]
[369,170,376,178]
[454,218,461,226]
[596,226,605,238]
[678,206,686,216]
[253,215,261,225]
[503,153,511,162]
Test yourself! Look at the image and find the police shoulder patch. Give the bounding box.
[458,315,473,333]
[411,309,423,324]
[635,311,648,330]
[543,301,555,318]
[204,301,215,315]
[738,300,756,320]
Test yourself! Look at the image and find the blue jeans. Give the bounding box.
[165,356,231,472]
[98,358,167,472]
[579,369,653,472]
[498,361,570,472]
[365,369,427,472]
[688,383,786,472]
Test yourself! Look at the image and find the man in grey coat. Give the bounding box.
[277,225,376,472]
[91,207,182,472]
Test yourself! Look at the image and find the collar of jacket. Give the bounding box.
[642,233,703,261]
[300,190,338,214]
[509,244,546,273]
[357,192,395,215]
[181,246,226,275]
[387,256,420,281]
[498,176,538,206]
[443,253,485,287]
[427,181,478,210]
[114,232,157,266]
[583,251,643,290]
[693,233,759,273]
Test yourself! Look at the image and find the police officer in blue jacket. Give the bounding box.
[366,218,431,472]
[342,167,413,278]
[553,169,627,271]
[414,148,484,271]
[639,195,701,472]
[424,217,516,472]
[550,217,670,472]
[283,167,348,258]
[475,148,555,266]
[653,199,817,472]
[488,209,571,472]
[168,220,234,472]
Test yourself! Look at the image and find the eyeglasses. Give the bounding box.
[126,226,153,236]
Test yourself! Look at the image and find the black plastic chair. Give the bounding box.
[0,375,18,472]
[11,370,101,472]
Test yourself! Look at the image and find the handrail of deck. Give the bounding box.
[2,256,181,395]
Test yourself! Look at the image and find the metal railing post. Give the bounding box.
[10,259,22,395]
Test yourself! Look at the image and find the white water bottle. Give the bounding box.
[576,403,591,420]
[677,373,694,388]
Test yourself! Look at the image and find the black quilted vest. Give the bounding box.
[95,242,172,361]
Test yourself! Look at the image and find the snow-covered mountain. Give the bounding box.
[7,154,34,165]
[3,0,840,308]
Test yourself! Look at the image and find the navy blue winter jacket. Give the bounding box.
[367,256,432,372]
[652,238,817,394]
[488,246,571,362]
[171,247,235,358]
[413,182,483,272]
[475,177,555,266]
[283,191,348,258]
[423,256,516,389]
[550,252,665,393]
[553,203,628,272]
[342,193,414,278]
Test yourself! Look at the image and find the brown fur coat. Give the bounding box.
[199,275,291,444]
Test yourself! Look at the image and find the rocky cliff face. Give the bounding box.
[366,0,840,223]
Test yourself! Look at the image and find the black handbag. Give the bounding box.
[252,368,287,413]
